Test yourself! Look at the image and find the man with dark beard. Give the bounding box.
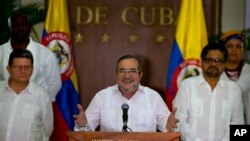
[173,42,244,141]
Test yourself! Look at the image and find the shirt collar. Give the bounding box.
[5,80,35,95]
[7,37,33,50]
[114,83,144,95]
[196,74,225,88]
[26,37,34,50]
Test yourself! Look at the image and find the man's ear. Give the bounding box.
[139,72,143,79]
[6,65,11,74]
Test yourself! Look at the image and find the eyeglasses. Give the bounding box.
[12,65,33,71]
[117,68,140,75]
[202,58,225,65]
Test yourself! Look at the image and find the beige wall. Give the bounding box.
[222,0,245,32]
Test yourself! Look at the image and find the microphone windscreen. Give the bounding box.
[121,103,129,109]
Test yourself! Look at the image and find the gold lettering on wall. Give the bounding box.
[140,7,155,25]
[76,6,92,24]
[122,7,174,26]
[159,7,174,25]
[76,6,175,26]
[95,7,108,25]
[76,6,108,25]
[121,7,138,26]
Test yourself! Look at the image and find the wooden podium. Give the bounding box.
[67,131,181,141]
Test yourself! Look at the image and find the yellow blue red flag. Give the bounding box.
[41,0,79,140]
[166,0,208,111]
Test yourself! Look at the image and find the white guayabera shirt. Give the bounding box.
[173,75,244,141]
[0,81,53,141]
[75,84,170,132]
[0,38,61,102]
[221,63,250,124]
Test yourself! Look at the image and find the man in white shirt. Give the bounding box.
[173,42,244,141]
[0,48,53,141]
[0,12,61,101]
[73,55,178,132]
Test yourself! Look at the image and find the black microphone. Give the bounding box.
[121,103,129,132]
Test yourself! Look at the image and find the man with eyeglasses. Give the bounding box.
[73,55,179,132]
[0,12,61,102]
[0,48,53,141]
[173,42,244,141]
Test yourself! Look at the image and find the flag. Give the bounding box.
[41,0,79,140]
[166,0,208,111]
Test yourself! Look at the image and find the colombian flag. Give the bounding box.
[41,0,79,140]
[166,0,208,111]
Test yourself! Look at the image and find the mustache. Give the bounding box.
[122,78,132,81]
[208,66,218,70]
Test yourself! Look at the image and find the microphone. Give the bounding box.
[121,103,129,132]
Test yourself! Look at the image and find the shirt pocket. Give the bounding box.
[0,102,3,120]
[190,98,203,118]
[100,109,119,130]
[22,103,43,135]
[22,103,40,121]
[0,102,3,114]
[138,109,155,129]
[221,100,229,120]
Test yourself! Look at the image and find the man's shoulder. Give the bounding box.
[0,41,9,47]
[0,41,11,51]
[140,85,155,91]
[28,81,50,97]
[220,77,241,89]
[181,75,200,84]
[29,81,46,91]
[139,85,161,96]
[32,41,53,53]
[0,81,6,92]
[97,85,117,94]
[243,63,250,72]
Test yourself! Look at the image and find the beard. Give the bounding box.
[119,83,138,94]
[203,66,222,78]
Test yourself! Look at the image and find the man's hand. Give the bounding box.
[73,104,87,126]
[166,107,179,132]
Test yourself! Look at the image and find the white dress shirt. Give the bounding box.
[173,75,244,141]
[0,81,53,141]
[75,84,170,132]
[0,38,61,101]
[221,63,250,124]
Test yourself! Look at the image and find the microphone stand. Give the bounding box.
[121,103,132,132]
[122,125,128,132]
[122,122,132,132]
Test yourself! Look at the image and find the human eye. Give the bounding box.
[118,68,126,73]
[12,65,22,70]
[17,66,23,70]
[24,66,32,70]
[128,69,139,74]
[236,45,243,49]
[203,58,212,63]
[129,69,137,73]
[225,44,232,49]
[214,58,224,65]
